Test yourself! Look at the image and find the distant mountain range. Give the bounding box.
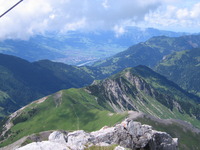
[91,34,200,98]
[92,34,200,78]
[0,27,187,65]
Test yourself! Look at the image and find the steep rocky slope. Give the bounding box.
[155,48,200,97]
[87,66,200,121]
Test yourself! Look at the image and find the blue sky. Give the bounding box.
[0,0,200,40]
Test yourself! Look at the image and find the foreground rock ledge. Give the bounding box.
[16,119,178,150]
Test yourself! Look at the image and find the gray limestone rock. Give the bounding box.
[148,131,178,150]
[48,131,68,144]
[114,146,127,150]
[66,130,91,150]
[16,119,178,150]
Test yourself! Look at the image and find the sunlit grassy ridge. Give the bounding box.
[0,88,127,147]
[0,53,96,117]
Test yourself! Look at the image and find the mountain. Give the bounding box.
[155,48,200,97]
[0,66,199,149]
[92,34,200,77]
[87,66,200,121]
[0,27,187,65]
[0,54,94,117]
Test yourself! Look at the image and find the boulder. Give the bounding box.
[148,131,178,150]
[114,146,127,150]
[66,130,91,150]
[17,119,178,150]
[49,131,68,144]
[16,141,70,150]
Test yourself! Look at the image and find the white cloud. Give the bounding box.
[113,25,126,37]
[190,3,200,18]
[0,0,54,39]
[176,8,189,19]
[61,18,86,32]
[0,0,163,40]
[102,0,110,9]
[144,1,200,32]
[0,0,200,40]
[175,3,200,20]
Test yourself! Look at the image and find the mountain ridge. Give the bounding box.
[155,48,200,97]
[0,53,95,117]
[92,34,200,77]
[87,66,200,120]
[0,66,199,149]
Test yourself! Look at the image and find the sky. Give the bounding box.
[0,0,200,40]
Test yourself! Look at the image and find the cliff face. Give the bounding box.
[87,70,156,112]
[87,67,200,122]
[16,119,178,150]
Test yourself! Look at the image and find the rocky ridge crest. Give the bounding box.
[16,119,178,150]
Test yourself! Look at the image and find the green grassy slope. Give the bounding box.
[155,48,200,97]
[0,54,94,117]
[0,88,127,147]
[92,35,200,78]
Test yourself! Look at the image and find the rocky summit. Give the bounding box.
[16,119,178,150]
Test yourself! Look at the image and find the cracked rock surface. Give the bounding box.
[16,119,178,150]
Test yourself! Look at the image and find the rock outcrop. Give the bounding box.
[16,119,178,150]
